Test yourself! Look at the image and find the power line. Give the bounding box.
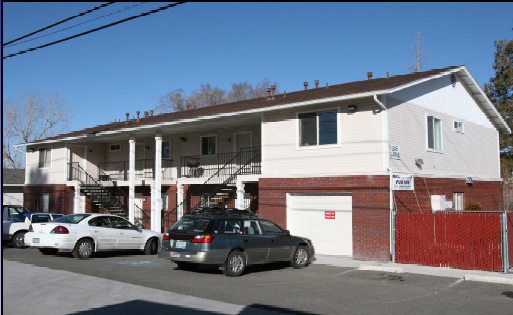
[4,3,147,48]
[3,2,116,46]
[3,2,186,60]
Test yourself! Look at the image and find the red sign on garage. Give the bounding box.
[325,211,335,219]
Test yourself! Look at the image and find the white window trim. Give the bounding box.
[38,146,53,169]
[425,114,443,153]
[453,192,464,211]
[110,143,121,151]
[162,140,172,159]
[452,120,464,134]
[295,106,342,151]
[200,134,218,155]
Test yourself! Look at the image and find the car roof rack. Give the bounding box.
[191,207,258,217]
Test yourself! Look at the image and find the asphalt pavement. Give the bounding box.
[2,246,513,315]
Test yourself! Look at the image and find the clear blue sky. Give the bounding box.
[3,2,513,134]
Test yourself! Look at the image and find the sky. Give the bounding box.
[3,2,513,134]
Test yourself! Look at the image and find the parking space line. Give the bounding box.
[330,269,356,278]
[445,278,464,289]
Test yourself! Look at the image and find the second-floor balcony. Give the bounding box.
[97,159,173,181]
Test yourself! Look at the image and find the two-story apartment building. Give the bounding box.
[15,65,510,261]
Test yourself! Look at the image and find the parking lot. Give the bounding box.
[3,246,513,315]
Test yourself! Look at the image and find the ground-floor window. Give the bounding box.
[37,193,50,212]
[453,192,464,211]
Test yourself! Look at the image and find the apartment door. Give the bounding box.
[233,132,252,173]
[69,145,86,180]
[135,143,145,178]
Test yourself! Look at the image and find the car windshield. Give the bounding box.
[170,217,212,234]
[52,214,90,224]
[10,214,26,222]
[51,215,63,220]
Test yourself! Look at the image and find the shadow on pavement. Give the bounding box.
[176,262,291,275]
[502,291,513,299]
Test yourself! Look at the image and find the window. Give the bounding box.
[53,214,90,224]
[171,218,212,234]
[36,193,49,212]
[427,116,442,151]
[259,220,284,236]
[162,140,171,159]
[88,216,111,227]
[454,193,464,211]
[299,110,338,147]
[453,121,464,133]
[216,220,243,234]
[242,220,263,235]
[201,136,216,155]
[38,147,51,168]
[31,215,51,223]
[110,217,134,229]
[110,143,121,151]
[161,193,168,210]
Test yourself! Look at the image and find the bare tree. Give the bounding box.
[155,88,188,113]
[2,92,72,168]
[404,31,431,73]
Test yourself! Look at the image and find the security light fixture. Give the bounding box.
[228,138,231,143]
[30,148,35,152]
[348,105,357,113]
[415,158,424,165]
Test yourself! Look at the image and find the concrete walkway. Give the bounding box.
[314,254,513,284]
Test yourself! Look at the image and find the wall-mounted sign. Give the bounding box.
[392,174,414,190]
[390,144,401,160]
[325,211,335,219]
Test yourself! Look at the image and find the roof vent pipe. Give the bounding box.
[326,83,328,88]
[283,90,286,97]
[387,72,390,79]
[304,82,308,90]
[125,113,130,124]
[266,88,272,100]
[150,110,154,116]
[271,85,276,100]
[367,72,373,80]
[144,111,149,118]
[136,111,140,121]
[315,80,319,88]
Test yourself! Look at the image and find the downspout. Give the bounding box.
[373,95,395,262]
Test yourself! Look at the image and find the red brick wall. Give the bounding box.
[23,185,74,215]
[258,176,391,261]
[394,178,503,213]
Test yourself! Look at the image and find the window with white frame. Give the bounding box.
[161,193,168,210]
[453,192,464,211]
[427,116,442,151]
[201,135,216,155]
[453,121,464,133]
[37,193,50,212]
[38,147,51,168]
[162,140,171,159]
[299,109,338,147]
[110,143,121,151]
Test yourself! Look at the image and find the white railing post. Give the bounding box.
[74,181,81,214]
[129,135,136,224]
[154,132,163,232]
[502,212,509,273]
[236,183,245,210]
[177,184,184,220]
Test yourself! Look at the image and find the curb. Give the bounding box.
[359,265,404,273]
[464,274,513,285]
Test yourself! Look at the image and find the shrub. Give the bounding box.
[464,201,483,211]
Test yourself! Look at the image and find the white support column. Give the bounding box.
[154,132,163,232]
[74,181,81,214]
[177,184,184,219]
[129,135,136,224]
[236,183,245,210]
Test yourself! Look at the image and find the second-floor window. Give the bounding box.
[38,147,51,168]
[162,140,171,159]
[299,109,338,147]
[427,116,442,151]
[201,135,216,155]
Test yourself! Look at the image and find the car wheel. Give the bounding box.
[12,231,26,248]
[176,262,199,271]
[144,238,158,255]
[72,239,94,259]
[291,245,309,269]
[39,248,59,255]
[222,250,246,277]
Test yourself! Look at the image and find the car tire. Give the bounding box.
[39,248,59,255]
[144,238,158,255]
[291,245,309,269]
[222,250,246,277]
[72,239,94,259]
[176,262,199,271]
[12,231,26,248]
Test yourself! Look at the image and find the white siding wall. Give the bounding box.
[387,75,500,179]
[25,143,66,184]
[263,101,384,176]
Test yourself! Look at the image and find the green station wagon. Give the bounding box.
[158,208,316,276]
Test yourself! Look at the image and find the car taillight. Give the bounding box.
[29,224,33,232]
[163,233,170,240]
[191,235,214,243]
[50,226,69,234]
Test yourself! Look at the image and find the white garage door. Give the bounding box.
[287,193,352,256]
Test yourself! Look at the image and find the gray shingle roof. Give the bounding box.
[3,169,25,185]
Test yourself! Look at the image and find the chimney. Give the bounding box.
[304,82,308,90]
[271,85,276,100]
[387,72,390,79]
[136,111,140,121]
[150,110,154,116]
[266,88,272,100]
[125,113,130,124]
[367,72,373,80]
[326,83,329,88]
[144,111,149,118]
[315,80,319,89]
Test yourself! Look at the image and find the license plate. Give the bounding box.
[171,252,180,258]
[176,241,186,249]
[33,238,39,244]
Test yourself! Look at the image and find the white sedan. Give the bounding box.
[24,213,162,258]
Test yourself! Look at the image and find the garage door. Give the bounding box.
[287,193,352,256]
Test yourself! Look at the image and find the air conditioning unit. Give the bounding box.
[431,195,452,212]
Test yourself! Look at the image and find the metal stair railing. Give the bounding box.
[68,163,150,227]
[161,147,261,232]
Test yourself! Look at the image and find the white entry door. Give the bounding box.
[287,193,353,256]
[234,132,252,172]
[69,145,86,180]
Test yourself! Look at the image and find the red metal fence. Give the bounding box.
[395,212,503,272]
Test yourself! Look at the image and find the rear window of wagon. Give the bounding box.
[52,214,91,224]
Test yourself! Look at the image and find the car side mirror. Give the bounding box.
[135,224,143,230]
[284,230,290,236]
